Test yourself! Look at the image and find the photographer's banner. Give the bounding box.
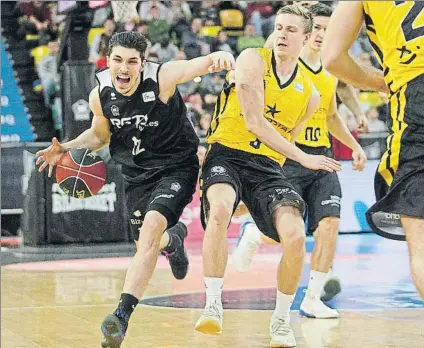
[182,161,379,241]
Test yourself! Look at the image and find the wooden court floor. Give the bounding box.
[2,234,423,348]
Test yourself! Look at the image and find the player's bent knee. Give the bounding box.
[205,183,236,226]
[208,201,234,227]
[136,212,167,250]
[317,217,340,237]
[281,227,306,257]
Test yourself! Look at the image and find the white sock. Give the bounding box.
[273,290,294,318]
[205,277,223,304]
[307,270,327,299]
[245,222,262,245]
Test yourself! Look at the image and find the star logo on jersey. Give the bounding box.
[266,104,281,118]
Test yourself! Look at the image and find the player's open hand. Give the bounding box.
[35,137,65,177]
[208,51,236,73]
[300,154,341,172]
[352,147,367,171]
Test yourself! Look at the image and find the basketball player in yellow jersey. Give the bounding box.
[232,3,368,319]
[195,5,341,347]
[322,1,424,299]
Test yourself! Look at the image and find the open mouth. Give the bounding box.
[116,75,131,84]
[277,43,288,48]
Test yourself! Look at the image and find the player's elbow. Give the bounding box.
[245,117,262,135]
[322,51,340,74]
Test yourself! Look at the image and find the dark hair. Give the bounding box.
[108,31,148,58]
[309,3,333,17]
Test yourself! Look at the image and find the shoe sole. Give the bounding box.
[270,340,296,347]
[321,278,342,302]
[195,319,222,335]
[100,316,124,348]
[299,309,339,319]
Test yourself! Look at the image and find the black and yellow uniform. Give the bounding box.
[283,58,341,234]
[200,48,314,242]
[363,1,424,240]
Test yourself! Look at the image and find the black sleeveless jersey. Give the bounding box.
[95,62,199,183]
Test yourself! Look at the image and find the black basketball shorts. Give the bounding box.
[200,143,305,242]
[126,164,199,241]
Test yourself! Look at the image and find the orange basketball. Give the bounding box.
[55,148,106,198]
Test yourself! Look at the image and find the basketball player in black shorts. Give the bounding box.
[323,1,424,298]
[35,31,235,347]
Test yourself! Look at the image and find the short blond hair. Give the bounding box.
[276,4,313,34]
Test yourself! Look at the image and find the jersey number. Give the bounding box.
[132,136,145,156]
[395,2,424,41]
[305,127,321,142]
[249,139,262,149]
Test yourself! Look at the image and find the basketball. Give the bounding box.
[55,148,106,199]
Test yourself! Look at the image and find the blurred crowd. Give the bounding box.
[15,0,389,161]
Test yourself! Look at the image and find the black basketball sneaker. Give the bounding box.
[161,222,189,280]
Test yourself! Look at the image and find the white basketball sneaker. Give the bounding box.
[194,299,223,335]
[269,315,297,347]
[300,292,339,319]
[232,221,260,273]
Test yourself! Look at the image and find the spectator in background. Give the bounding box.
[37,39,62,131]
[211,31,234,54]
[246,1,274,37]
[198,72,224,113]
[237,24,265,53]
[136,21,149,36]
[168,0,192,26]
[197,112,212,139]
[366,107,387,133]
[147,6,170,45]
[174,51,199,98]
[181,18,210,59]
[89,18,116,63]
[194,0,219,25]
[333,103,360,160]
[139,0,168,21]
[96,40,108,69]
[150,37,179,62]
[18,0,58,44]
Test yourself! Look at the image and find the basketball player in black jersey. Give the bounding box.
[35,31,235,347]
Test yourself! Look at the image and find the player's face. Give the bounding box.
[273,13,310,59]
[308,16,330,52]
[108,46,143,95]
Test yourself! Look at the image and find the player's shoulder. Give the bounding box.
[296,64,315,92]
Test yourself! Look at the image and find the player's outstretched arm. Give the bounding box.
[35,88,111,177]
[158,51,235,102]
[327,92,367,171]
[235,48,340,173]
[336,81,369,133]
[321,2,388,93]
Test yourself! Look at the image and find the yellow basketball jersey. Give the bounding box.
[207,48,314,164]
[363,1,424,92]
[296,58,338,148]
